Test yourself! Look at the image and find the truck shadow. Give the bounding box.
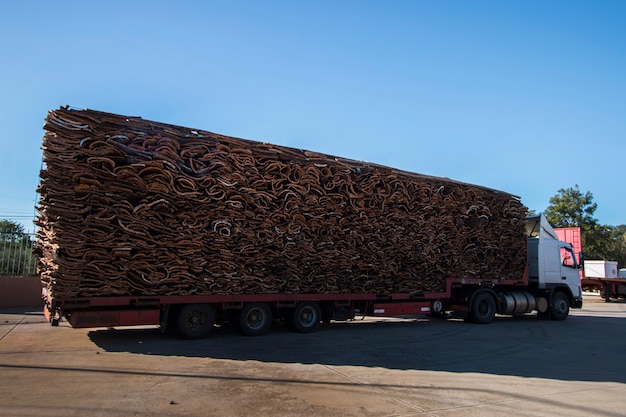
[88,313,626,384]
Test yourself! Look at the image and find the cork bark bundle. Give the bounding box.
[36,107,527,298]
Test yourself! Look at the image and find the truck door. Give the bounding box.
[542,240,580,286]
[558,245,580,285]
[559,244,584,306]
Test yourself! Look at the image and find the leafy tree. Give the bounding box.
[583,223,612,262]
[0,219,27,242]
[605,225,626,267]
[544,185,598,228]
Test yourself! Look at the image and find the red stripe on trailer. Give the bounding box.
[372,302,431,316]
[67,309,161,328]
[48,291,453,309]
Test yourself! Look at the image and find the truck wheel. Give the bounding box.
[469,291,496,324]
[238,303,272,336]
[176,304,215,339]
[288,302,321,333]
[550,292,570,321]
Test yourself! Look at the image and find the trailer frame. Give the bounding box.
[42,274,531,330]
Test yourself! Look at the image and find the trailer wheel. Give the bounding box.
[176,304,215,339]
[550,292,570,321]
[238,303,272,336]
[469,291,496,324]
[288,302,321,333]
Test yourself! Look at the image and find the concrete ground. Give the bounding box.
[1,294,625,417]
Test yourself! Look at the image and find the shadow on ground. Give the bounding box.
[87,313,626,384]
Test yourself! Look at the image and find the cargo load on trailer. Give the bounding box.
[37,107,527,299]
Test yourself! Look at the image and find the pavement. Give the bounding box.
[1,294,625,417]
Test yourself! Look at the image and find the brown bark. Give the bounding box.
[36,107,527,298]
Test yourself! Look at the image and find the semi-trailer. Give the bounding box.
[584,261,625,301]
[38,107,583,338]
[554,227,625,302]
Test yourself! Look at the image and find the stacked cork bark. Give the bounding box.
[36,107,527,298]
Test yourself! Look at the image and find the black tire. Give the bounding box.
[469,291,497,324]
[289,302,321,333]
[238,303,272,336]
[550,292,570,321]
[176,304,215,339]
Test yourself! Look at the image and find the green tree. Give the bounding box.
[0,219,27,241]
[582,223,613,262]
[605,225,626,267]
[544,185,598,228]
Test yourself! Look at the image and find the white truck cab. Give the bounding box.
[526,214,584,318]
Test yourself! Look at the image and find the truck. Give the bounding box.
[583,261,626,301]
[584,260,626,301]
[554,227,625,302]
[38,107,583,338]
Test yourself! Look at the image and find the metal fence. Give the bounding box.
[0,231,38,276]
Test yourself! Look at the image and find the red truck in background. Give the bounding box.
[554,227,583,280]
[554,227,626,302]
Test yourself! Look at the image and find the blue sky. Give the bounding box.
[1,1,624,232]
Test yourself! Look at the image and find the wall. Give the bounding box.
[0,276,42,308]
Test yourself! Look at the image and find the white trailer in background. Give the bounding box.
[584,260,618,279]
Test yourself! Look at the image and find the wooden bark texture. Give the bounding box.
[36,107,527,298]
